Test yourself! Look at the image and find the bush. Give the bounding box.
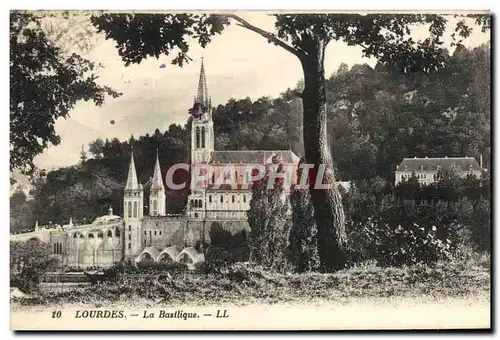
[10,239,60,293]
[375,223,453,267]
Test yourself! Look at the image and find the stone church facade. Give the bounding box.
[10,60,300,270]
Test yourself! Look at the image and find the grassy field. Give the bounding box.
[12,254,490,308]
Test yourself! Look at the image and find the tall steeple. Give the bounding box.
[125,147,139,190]
[194,57,210,111]
[123,145,144,258]
[149,149,166,216]
[151,149,164,190]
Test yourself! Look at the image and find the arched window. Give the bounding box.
[209,195,212,203]
[153,200,158,216]
[133,201,138,218]
[232,195,235,203]
[201,127,206,148]
[243,195,246,203]
[115,227,121,237]
[196,127,200,149]
[220,195,224,203]
[107,230,113,238]
[199,199,203,208]
[127,201,132,218]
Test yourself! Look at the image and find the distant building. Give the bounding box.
[10,59,299,270]
[395,156,482,186]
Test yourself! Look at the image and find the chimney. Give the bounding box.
[108,206,113,216]
[414,156,417,158]
[445,156,448,158]
[69,217,73,226]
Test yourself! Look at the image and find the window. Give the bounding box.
[209,195,212,203]
[196,127,200,148]
[154,231,157,236]
[243,195,246,203]
[232,195,235,203]
[127,202,132,218]
[220,195,223,203]
[133,201,138,218]
[153,200,158,216]
[144,231,147,235]
[128,243,131,249]
[201,127,206,148]
[128,234,131,240]
[199,200,203,208]
[107,230,113,237]
[128,225,131,232]
[159,231,162,236]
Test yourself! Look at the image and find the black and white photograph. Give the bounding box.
[9,9,491,330]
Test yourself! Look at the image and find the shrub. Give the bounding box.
[10,239,60,292]
[375,223,453,267]
[288,185,319,273]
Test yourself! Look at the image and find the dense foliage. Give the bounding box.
[10,11,120,173]
[247,160,292,271]
[344,170,490,266]
[288,162,320,272]
[10,239,60,292]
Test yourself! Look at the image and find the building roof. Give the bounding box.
[206,183,253,191]
[211,150,300,164]
[177,246,204,263]
[396,157,481,172]
[151,150,164,190]
[92,215,122,225]
[135,246,161,262]
[125,148,140,190]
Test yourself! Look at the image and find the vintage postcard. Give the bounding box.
[10,10,491,331]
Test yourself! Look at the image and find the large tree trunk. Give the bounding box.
[300,40,347,272]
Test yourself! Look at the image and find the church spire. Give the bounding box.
[151,149,164,190]
[125,147,139,190]
[195,57,210,111]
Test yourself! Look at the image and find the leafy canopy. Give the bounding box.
[10,11,120,173]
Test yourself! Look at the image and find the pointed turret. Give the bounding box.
[194,57,210,111]
[151,149,164,191]
[149,149,166,216]
[125,148,139,190]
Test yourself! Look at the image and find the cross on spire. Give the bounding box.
[194,57,211,111]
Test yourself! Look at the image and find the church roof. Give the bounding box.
[206,184,253,191]
[396,157,481,172]
[151,150,164,190]
[194,58,210,109]
[125,148,140,190]
[92,215,122,225]
[211,150,300,164]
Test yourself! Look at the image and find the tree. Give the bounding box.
[289,164,320,272]
[88,138,104,159]
[90,12,489,271]
[10,187,35,233]
[247,159,291,271]
[10,11,120,173]
[10,239,60,292]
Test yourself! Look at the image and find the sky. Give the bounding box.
[31,11,490,170]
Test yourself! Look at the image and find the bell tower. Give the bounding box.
[191,58,214,165]
[123,147,143,258]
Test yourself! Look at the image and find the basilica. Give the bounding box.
[10,60,300,270]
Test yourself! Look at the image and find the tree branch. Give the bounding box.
[226,14,304,59]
